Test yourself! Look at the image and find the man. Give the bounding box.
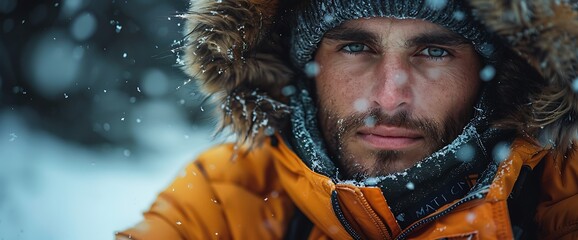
[117,0,578,239]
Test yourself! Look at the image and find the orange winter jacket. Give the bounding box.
[117,135,578,239]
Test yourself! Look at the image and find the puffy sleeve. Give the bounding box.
[536,147,578,240]
[115,142,294,240]
[115,156,233,240]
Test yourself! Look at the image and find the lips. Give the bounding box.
[357,126,423,150]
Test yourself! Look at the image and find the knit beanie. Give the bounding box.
[290,0,494,69]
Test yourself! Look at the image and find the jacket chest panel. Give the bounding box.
[406,200,512,239]
[334,185,513,239]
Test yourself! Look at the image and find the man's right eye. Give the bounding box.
[341,43,369,53]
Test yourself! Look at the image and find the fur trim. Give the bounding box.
[182,0,293,146]
[469,0,578,153]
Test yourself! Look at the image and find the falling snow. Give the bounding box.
[393,71,408,86]
[353,98,369,112]
[492,142,511,163]
[264,126,276,136]
[8,133,17,141]
[282,85,297,96]
[456,144,475,162]
[479,65,496,81]
[425,0,448,10]
[71,12,97,41]
[452,11,465,21]
[324,14,335,23]
[406,182,415,190]
[304,61,320,78]
[364,116,377,127]
[572,77,578,92]
[466,212,476,224]
[364,177,380,186]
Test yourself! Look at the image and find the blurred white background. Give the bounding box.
[0,111,222,240]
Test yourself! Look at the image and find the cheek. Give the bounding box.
[449,67,481,106]
[315,67,365,116]
[414,66,480,121]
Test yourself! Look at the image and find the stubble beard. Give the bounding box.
[320,108,463,179]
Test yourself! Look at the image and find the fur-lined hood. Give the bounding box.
[181,0,578,154]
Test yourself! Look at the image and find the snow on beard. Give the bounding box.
[320,106,460,178]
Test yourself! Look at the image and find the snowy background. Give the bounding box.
[0,1,223,239]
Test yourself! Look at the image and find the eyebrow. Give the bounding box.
[323,25,380,46]
[323,24,471,48]
[404,32,470,48]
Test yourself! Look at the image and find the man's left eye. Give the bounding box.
[420,47,449,58]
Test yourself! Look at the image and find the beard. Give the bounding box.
[320,108,465,179]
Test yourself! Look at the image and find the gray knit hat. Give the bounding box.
[290,0,495,69]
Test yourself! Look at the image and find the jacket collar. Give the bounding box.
[270,135,548,238]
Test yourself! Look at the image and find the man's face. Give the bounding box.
[314,18,482,178]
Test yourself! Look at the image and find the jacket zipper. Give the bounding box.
[331,191,362,240]
[395,190,487,240]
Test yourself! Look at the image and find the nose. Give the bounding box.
[369,55,412,114]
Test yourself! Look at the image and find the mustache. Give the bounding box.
[336,108,444,140]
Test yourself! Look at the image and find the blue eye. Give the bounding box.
[420,47,449,58]
[342,43,369,53]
